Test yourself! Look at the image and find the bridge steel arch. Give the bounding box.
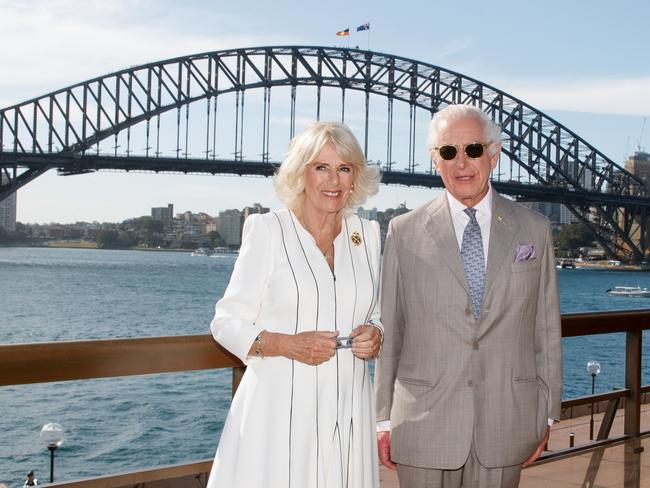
[1,46,648,260]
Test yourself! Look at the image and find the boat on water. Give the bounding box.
[212,246,237,254]
[606,285,650,298]
[557,258,576,269]
[191,247,213,256]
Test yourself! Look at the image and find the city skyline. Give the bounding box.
[2,0,649,224]
[16,201,391,226]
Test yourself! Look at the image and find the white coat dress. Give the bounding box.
[208,208,381,488]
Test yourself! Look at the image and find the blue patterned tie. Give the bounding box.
[461,208,485,320]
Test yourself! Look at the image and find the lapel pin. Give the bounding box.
[351,231,362,246]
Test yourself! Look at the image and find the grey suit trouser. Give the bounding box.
[395,444,522,488]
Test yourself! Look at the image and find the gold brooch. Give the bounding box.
[351,231,362,246]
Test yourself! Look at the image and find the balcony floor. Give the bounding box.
[379,404,650,487]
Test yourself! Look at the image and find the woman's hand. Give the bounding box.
[350,324,382,359]
[268,330,338,366]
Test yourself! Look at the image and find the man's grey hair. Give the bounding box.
[427,104,502,157]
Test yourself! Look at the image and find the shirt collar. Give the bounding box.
[446,185,493,219]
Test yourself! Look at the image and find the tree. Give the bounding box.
[208,230,225,247]
[555,223,595,252]
[96,229,120,249]
[134,216,164,247]
[135,216,164,233]
[118,231,137,248]
[0,226,29,244]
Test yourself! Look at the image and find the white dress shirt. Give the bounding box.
[446,186,492,267]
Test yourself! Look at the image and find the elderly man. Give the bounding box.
[375,104,562,487]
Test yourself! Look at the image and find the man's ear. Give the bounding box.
[490,143,501,169]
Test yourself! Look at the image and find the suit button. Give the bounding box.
[467,380,474,387]
[465,307,472,315]
[472,340,479,350]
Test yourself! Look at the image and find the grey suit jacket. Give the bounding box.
[375,191,562,469]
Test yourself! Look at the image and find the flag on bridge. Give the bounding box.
[357,23,370,32]
[336,28,349,36]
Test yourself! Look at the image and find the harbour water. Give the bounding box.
[2,247,650,486]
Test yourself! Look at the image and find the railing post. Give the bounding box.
[624,329,642,487]
[232,366,246,398]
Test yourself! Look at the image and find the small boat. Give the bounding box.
[191,247,213,256]
[557,259,576,269]
[606,286,650,298]
[213,246,234,254]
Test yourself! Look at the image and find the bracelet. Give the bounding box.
[253,331,266,359]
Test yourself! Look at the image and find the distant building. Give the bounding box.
[356,207,378,221]
[151,204,173,232]
[624,151,650,195]
[517,201,562,224]
[243,203,269,220]
[218,209,243,247]
[559,204,580,225]
[0,174,17,232]
[621,152,650,256]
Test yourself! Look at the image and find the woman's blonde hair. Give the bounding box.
[274,121,380,210]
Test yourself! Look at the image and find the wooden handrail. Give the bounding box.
[561,388,630,409]
[0,335,242,387]
[561,309,650,336]
[3,309,650,387]
[47,459,213,488]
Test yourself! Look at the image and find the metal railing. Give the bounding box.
[2,309,650,487]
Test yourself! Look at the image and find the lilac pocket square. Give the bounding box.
[515,244,536,262]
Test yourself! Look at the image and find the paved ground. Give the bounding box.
[379,404,650,487]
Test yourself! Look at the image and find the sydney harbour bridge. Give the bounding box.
[1,46,649,261]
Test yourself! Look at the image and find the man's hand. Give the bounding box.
[377,430,396,470]
[350,324,382,359]
[522,425,550,468]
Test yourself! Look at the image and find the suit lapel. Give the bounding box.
[483,192,519,298]
[424,193,468,293]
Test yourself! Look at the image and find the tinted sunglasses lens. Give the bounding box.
[438,145,457,160]
[465,143,484,159]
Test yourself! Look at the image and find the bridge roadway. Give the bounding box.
[2,152,648,209]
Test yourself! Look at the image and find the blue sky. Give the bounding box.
[1,0,649,223]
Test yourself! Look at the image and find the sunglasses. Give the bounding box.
[434,142,491,161]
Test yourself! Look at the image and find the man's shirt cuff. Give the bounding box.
[376,420,391,432]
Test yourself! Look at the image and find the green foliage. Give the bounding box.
[118,231,137,248]
[0,226,30,244]
[208,230,225,247]
[179,240,198,249]
[96,229,120,248]
[135,216,164,233]
[555,223,595,251]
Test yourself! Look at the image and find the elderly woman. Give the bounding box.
[207,121,383,488]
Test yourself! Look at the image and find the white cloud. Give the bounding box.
[437,34,474,59]
[0,1,285,106]
[497,77,650,117]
